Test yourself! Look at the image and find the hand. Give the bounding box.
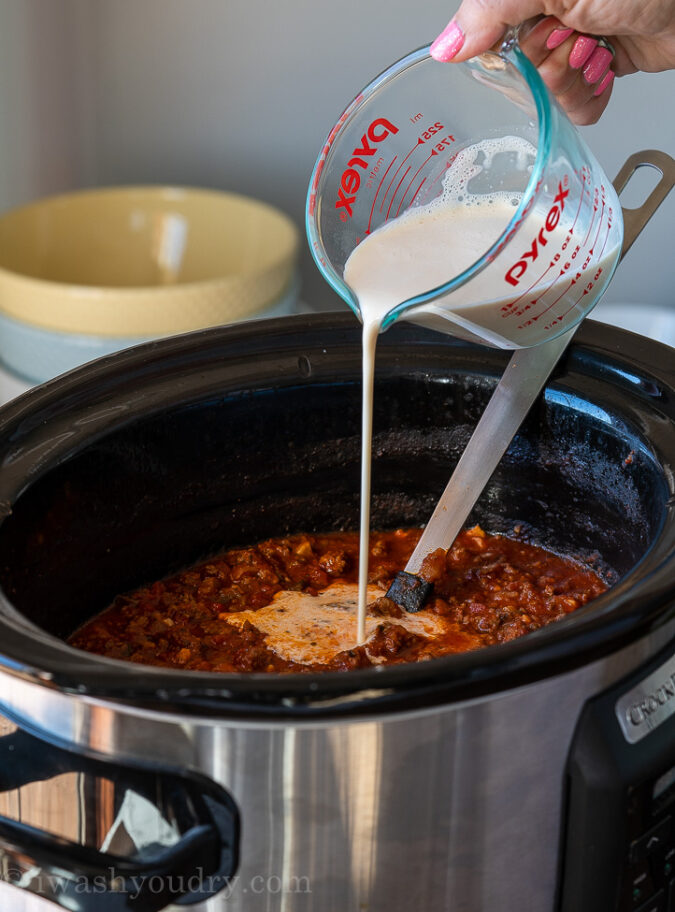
[431,1,675,125]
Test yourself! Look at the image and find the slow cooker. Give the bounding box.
[0,314,672,912]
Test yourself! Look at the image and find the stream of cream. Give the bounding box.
[343,133,620,645]
[347,201,514,641]
[346,138,535,643]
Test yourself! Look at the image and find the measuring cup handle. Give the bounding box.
[499,20,544,53]
[613,150,675,261]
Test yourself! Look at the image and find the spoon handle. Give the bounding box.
[404,327,574,575]
[403,149,675,578]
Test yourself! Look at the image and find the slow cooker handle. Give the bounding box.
[0,728,239,911]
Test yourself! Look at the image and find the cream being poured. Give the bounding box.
[343,133,620,643]
[344,137,529,643]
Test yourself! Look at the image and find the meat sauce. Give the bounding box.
[69,526,607,673]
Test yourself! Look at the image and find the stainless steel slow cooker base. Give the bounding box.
[0,623,673,912]
[0,623,672,912]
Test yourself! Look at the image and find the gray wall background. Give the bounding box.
[1,0,673,312]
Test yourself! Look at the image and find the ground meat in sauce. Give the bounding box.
[68,526,607,673]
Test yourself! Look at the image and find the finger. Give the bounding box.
[543,47,614,125]
[431,0,548,61]
[553,72,604,121]
[605,41,638,77]
[579,42,614,85]
[431,0,651,63]
[556,39,614,119]
[515,18,592,102]
[530,43,586,98]
[543,35,612,100]
[518,16,576,69]
[501,15,617,125]
[564,73,615,125]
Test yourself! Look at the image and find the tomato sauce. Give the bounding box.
[68,526,607,673]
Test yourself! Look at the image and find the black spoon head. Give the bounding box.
[385,571,434,612]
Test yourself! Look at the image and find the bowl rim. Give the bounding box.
[0,184,299,284]
[0,185,299,335]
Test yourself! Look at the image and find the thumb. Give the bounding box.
[431,0,546,61]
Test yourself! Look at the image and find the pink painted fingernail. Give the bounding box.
[546,27,574,50]
[568,35,598,69]
[593,68,615,96]
[583,46,613,83]
[431,20,465,61]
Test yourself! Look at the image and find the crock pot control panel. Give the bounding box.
[560,640,675,912]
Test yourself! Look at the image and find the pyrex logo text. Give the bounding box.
[504,182,570,286]
[335,118,399,218]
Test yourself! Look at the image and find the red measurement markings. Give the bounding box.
[544,256,608,330]
[395,137,455,215]
[502,228,577,316]
[380,128,454,213]
[554,222,612,326]
[590,195,606,253]
[312,239,327,268]
[395,150,438,215]
[501,259,557,316]
[597,211,613,260]
[381,138,424,208]
[550,277,598,327]
[508,266,566,318]
[386,167,411,219]
[380,156,406,213]
[571,168,589,233]
[408,177,427,208]
[395,190,409,218]
[582,187,599,248]
[509,243,591,318]
[367,156,397,233]
[432,135,455,152]
[425,154,456,195]
[517,277,576,329]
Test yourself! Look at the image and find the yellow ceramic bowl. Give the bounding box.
[0,186,299,336]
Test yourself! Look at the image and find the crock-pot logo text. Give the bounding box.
[335,119,399,219]
[504,182,570,286]
[627,672,675,727]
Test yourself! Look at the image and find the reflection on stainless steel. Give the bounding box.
[0,619,671,911]
[0,717,87,846]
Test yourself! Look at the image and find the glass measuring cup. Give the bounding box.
[306,34,624,349]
